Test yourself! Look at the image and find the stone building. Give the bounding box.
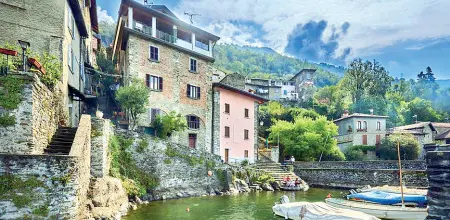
[244,68,315,102]
[334,111,388,151]
[212,74,268,164]
[112,0,220,151]
[0,0,99,126]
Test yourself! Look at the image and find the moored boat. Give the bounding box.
[358,185,427,196]
[273,201,380,220]
[325,198,428,220]
[347,190,427,206]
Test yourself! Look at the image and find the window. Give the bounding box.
[357,121,362,130]
[150,108,161,124]
[363,121,367,129]
[146,75,163,91]
[189,58,197,72]
[68,46,72,72]
[187,84,200,99]
[67,8,75,39]
[244,108,249,118]
[244,150,248,158]
[187,115,200,129]
[225,126,230,138]
[362,135,368,145]
[377,121,381,130]
[244,129,249,140]
[225,103,230,114]
[283,90,287,95]
[149,46,159,61]
[189,134,197,148]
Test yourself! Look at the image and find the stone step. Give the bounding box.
[44,148,70,154]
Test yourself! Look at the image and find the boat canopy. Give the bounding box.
[347,191,427,206]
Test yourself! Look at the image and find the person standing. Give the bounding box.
[290,156,295,164]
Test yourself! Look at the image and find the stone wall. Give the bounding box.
[0,73,65,155]
[129,135,226,201]
[426,151,450,219]
[212,89,221,155]
[91,118,112,177]
[294,160,428,189]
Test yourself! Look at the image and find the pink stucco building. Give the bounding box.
[212,81,267,164]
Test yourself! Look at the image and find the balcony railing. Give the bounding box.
[130,20,211,57]
[335,134,353,144]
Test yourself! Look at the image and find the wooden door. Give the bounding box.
[225,149,229,163]
[362,135,368,145]
[189,134,197,148]
[376,135,381,145]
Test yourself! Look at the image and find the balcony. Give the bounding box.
[335,134,353,144]
[131,20,211,57]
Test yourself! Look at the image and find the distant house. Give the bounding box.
[333,111,388,151]
[390,122,450,158]
[436,130,450,145]
[244,69,316,102]
[212,74,268,164]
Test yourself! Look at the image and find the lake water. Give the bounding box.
[124,188,346,220]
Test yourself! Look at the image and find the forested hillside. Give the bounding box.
[213,44,340,87]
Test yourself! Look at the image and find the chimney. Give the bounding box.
[342,109,349,118]
[369,109,374,115]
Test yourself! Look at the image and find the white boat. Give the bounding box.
[272,201,379,220]
[325,198,428,220]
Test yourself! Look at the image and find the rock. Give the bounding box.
[162,195,167,200]
[134,195,143,205]
[176,192,183,198]
[86,177,129,219]
[234,178,250,192]
[271,181,281,190]
[261,183,274,191]
[130,203,138,210]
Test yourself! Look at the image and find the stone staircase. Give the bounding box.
[44,127,77,155]
[254,155,299,183]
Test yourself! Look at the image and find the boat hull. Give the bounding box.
[325,198,428,220]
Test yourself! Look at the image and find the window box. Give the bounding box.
[28,58,46,75]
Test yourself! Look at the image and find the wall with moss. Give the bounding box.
[113,132,227,201]
[0,154,87,219]
[0,73,66,154]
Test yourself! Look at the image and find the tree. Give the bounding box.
[399,97,442,124]
[115,80,149,130]
[378,134,420,160]
[152,111,187,138]
[314,85,347,119]
[269,116,343,161]
[341,58,393,102]
[349,95,387,116]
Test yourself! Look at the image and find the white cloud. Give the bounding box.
[173,0,450,61]
[97,6,115,24]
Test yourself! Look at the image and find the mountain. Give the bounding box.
[317,62,346,76]
[436,79,450,90]
[213,44,341,87]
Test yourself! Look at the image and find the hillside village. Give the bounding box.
[0,0,449,220]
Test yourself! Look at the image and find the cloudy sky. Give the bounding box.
[97,0,450,79]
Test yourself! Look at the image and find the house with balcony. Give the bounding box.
[334,111,388,151]
[112,0,220,151]
[245,78,281,100]
[212,74,268,164]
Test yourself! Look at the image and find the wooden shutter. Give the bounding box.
[187,85,191,97]
[197,87,201,98]
[146,74,150,87]
[159,77,163,90]
[376,135,381,145]
[362,135,367,145]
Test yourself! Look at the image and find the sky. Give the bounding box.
[97,0,450,79]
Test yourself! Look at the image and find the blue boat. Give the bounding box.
[347,190,427,206]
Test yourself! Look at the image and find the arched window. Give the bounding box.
[363,121,367,129]
[377,121,381,130]
[186,115,200,129]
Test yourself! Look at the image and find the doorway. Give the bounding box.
[225,149,229,163]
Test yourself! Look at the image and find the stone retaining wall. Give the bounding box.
[90,118,112,177]
[128,134,226,201]
[0,73,66,154]
[426,151,450,219]
[294,160,428,189]
[0,115,91,220]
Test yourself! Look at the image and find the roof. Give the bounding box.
[388,129,426,135]
[436,130,450,140]
[213,83,269,103]
[394,122,436,132]
[290,69,316,81]
[68,0,88,37]
[146,5,178,18]
[90,0,99,33]
[333,113,388,123]
[431,123,450,128]
[121,0,220,41]
[245,82,282,88]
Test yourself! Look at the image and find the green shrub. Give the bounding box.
[32,204,49,216]
[163,158,171,164]
[378,134,420,160]
[152,111,187,138]
[37,52,62,88]
[136,138,149,153]
[0,76,24,110]
[240,159,249,166]
[321,148,346,161]
[344,145,376,161]
[0,115,15,127]
[206,160,216,170]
